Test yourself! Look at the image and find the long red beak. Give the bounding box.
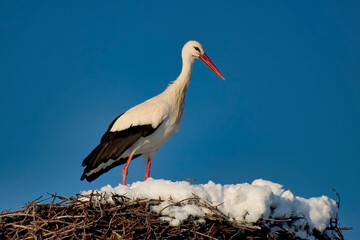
[199,53,225,80]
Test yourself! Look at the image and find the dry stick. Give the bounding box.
[159,197,201,214]
[334,228,345,240]
[0,212,32,218]
[262,217,295,222]
[207,223,215,236]
[12,224,31,230]
[229,229,241,240]
[338,227,352,230]
[196,231,220,240]
[334,226,352,240]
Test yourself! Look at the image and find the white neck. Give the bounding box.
[178,54,195,86]
[163,53,195,125]
[165,54,194,97]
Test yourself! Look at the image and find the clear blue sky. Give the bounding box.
[1,1,359,238]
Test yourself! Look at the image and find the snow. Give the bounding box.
[82,178,337,238]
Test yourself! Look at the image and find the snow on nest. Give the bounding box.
[82,178,337,237]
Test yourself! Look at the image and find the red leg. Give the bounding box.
[144,157,152,181]
[122,153,134,185]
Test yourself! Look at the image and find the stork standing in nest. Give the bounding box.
[81,41,225,185]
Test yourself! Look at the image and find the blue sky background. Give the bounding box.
[0,1,359,238]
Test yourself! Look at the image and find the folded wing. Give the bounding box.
[81,100,170,182]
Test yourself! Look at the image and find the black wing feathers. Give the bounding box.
[81,114,163,182]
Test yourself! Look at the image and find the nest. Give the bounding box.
[0,192,347,240]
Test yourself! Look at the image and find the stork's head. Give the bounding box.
[182,40,205,58]
[182,40,225,80]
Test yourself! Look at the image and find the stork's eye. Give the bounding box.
[194,46,201,52]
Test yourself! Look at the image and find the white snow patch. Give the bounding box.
[82,178,337,236]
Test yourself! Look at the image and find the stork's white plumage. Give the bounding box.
[81,41,225,185]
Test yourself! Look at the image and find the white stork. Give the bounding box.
[81,40,225,185]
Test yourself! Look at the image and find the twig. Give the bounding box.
[195,231,220,240]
